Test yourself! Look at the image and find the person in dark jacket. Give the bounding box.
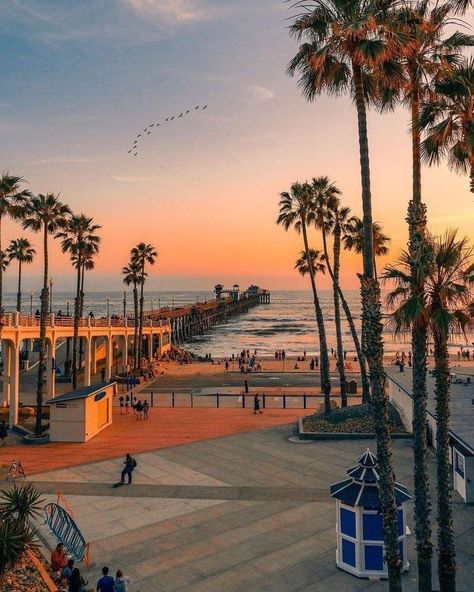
[121,453,137,484]
[68,567,87,592]
[253,394,262,415]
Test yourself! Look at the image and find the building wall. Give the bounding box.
[49,401,86,442]
[84,388,113,441]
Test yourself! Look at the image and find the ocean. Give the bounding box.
[4,290,472,359]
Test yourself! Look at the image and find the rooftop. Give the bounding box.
[46,382,116,404]
[386,367,474,454]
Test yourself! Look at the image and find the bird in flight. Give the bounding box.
[128,103,209,156]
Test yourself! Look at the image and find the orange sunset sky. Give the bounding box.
[2,1,473,293]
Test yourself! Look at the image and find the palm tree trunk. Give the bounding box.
[434,331,456,592]
[353,63,401,592]
[16,260,22,313]
[72,256,81,390]
[78,263,85,372]
[138,268,145,368]
[133,285,138,370]
[301,222,331,414]
[0,215,3,314]
[323,228,347,406]
[408,78,433,592]
[35,226,49,435]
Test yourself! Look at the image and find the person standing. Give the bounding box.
[143,400,149,419]
[96,567,115,592]
[100,367,106,382]
[119,396,124,415]
[114,569,129,592]
[253,394,262,415]
[68,567,87,592]
[120,453,137,484]
[0,420,8,446]
[50,543,67,573]
[135,400,143,420]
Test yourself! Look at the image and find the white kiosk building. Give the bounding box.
[330,449,411,579]
[47,383,116,442]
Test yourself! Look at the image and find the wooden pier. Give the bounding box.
[149,284,271,345]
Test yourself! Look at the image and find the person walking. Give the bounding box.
[96,566,115,592]
[120,453,137,484]
[68,567,87,592]
[100,367,106,382]
[0,420,8,446]
[125,394,130,414]
[114,569,129,592]
[135,400,143,420]
[253,394,262,415]
[119,396,124,415]
[143,400,149,419]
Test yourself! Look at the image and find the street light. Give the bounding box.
[49,278,53,314]
[30,292,33,317]
[123,291,126,319]
[106,297,110,318]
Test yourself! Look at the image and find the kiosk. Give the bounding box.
[47,383,116,442]
[330,449,411,579]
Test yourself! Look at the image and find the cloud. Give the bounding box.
[245,85,275,103]
[32,157,91,165]
[112,175,158,183]
[123,0,223,24]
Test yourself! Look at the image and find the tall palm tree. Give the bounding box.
[418,57,474,193]
[131,243,157,368]
[122,260,145,370]
[288,2,402,586]
[343,216,391,279]
[385,230,474,592]
[22,194,71,435]
[277,182,332,414]
[57,214,101,389]
[0,175,30,312]
[6,239,35,313]
[311,177,348,407]
[383,7,471,589]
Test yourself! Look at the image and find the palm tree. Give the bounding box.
[6,239,35,313]
[0,175,30,312]
[311,177,348,407]
[385,230,474,592]
[57,214,101,389]
[277,182,332,414]
[22,194,71,435]
[418,57,474,193]
[288,3,402,586]
[295,248,326,276]
[131,243,157,368]
[383,7,471,589]
[343,216,391,279]
[0,483,44,528]
[122,260,145,370]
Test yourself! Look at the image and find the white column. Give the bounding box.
[84,337,91,387]
[91,337,97,375]
[121,335,128,373]
[148,333,153,359]
[105,336,112,381]
[46,340,56,399]
[1,340,11,407]
[9,344,20,427]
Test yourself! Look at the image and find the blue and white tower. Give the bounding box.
[330,449,411,579]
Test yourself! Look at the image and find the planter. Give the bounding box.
[22,433,50,445]
[298,418,412,441]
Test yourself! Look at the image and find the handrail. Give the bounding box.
[1,313,170,330]
[44,503,87,562]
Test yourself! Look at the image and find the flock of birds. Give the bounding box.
[128,104,208,157]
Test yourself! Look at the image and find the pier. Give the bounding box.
[147,284,271,345]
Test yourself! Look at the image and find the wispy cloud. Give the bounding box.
[124,0,226,24]
[32,156,91,165]
[112,174,159,183]
[245,84,275,104]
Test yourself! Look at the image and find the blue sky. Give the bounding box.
[1,0,473,293]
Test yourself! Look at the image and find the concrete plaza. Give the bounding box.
[24,425,474,592]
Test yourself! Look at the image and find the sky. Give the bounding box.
[1,0,473,294]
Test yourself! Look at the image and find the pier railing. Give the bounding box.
[1,312,170,330]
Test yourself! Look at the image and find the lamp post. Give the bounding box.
[151,300,154,316]
[123,291,126,319]
[30,292,33,317]
[107,297,110,318]
[49,278,53,314]
[114,341,118,374]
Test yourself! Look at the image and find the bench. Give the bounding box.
[44,503,88,562]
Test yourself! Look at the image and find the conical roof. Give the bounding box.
[329,448,411,508]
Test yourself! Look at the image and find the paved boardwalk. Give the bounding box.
[17,426,474,592]
[0,408,308,476]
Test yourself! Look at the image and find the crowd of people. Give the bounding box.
[51,545,129,592]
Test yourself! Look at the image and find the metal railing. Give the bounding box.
[1,312,171,330]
